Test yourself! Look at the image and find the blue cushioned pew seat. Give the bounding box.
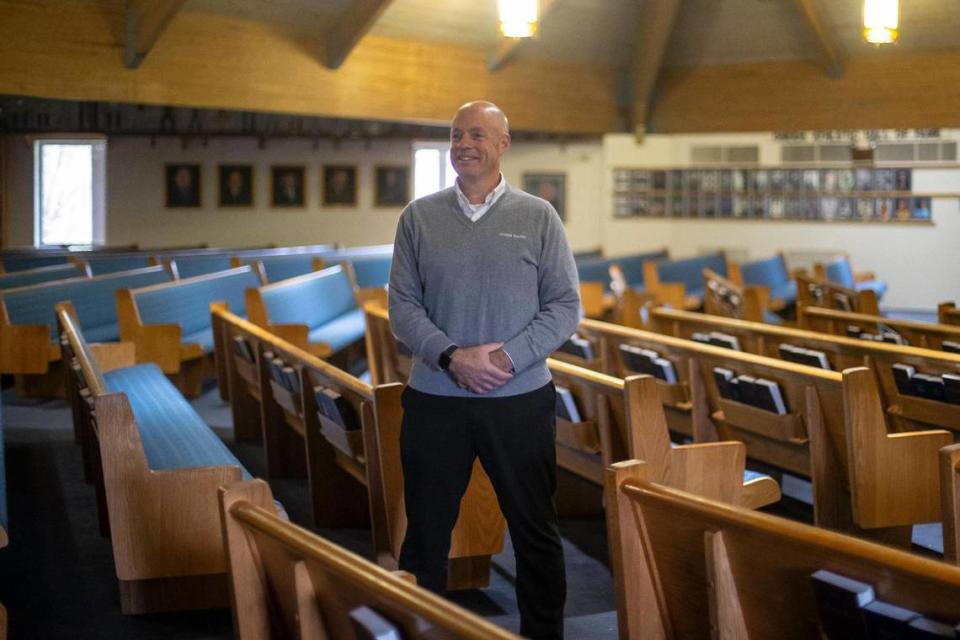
[85,255,156,276]
[57,305,261,614]
[740,253,797,307]
[643,252,728,309]
[104,364,252,479]
[0,266,172,375]
[247,265,365,358]
[116,265,261,396]
[824,255,887,300]
[347,255,392,289]
[0,255,70,273]
[0,262,87,291]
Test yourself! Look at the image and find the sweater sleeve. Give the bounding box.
[502,210,581,373]
[388,208,454,370]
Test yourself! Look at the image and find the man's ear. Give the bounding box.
[500,133,512,153]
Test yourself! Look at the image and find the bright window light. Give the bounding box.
[34,139,106,247]
[499,0,539,38]
[863,0,898,44]
[414,143,458,199]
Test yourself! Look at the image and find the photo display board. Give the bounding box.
[612,167,934,223]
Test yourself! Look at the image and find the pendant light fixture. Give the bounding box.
[863,0,899,44]
[498,0,539,38]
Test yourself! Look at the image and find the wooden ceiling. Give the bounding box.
[2,0,960,134]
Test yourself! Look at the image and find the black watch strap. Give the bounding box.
[439,344,459,371]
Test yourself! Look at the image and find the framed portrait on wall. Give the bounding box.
[323,165,357,206]
[375,166,410,207]
[523,173,566,220]
[218,164,253,207]
[271,165,306,207]
[165,163,201,208]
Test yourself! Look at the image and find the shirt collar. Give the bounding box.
[454,174,506,210]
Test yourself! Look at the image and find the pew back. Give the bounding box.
[0,263,87,290]
[606,460,960,640]
[653,307,960,433]
[739,252,796,306]
[799,305,960,351]
[220,480,519,640]
[796,275,880,316]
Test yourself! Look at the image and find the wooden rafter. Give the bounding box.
[124,0,187,69]
[325,0,396,70]
[792,0,844,78]
[488,0,558,72]
[629,0,681,137]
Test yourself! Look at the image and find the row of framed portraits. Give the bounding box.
[613,167,917,195]
[164,163,410,208]
[613,194,933,223]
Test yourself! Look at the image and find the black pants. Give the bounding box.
[399,383,566,640]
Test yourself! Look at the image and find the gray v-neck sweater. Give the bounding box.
[388,184,580,397]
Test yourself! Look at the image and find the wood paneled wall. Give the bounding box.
[0,1,619,134]
[652,50,960,133]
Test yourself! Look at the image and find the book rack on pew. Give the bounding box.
[577,317,960,554]
[606,459,960,640]
[213,305,506,589]
[219,479,520,640]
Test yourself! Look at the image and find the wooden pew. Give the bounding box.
[817,252,888,301]
[116,265,261,396]
[605,459,960,640]
[577,318,953,543]
[0,261,88,290]
[798,305,960,351]
[938,302,960,327]
[220,480,519,640]
[58,304,257,614]
[0,266,173,399]
[363,302,779,511]
[797,274,880,316]
[702,267,773,324]
[642,251,732,310]
[245,265,367,364]
[214,306,506,589]
[737,251,797,311]
[651,307,960,435]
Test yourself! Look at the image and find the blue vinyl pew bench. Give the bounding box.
[738,252,797,311]
[116,265,261,397]
[245,265,367,369]
[0,261,88,291]
[821,254,887,301]
[232,254,326,284]
[0,265,173,397]
[642,251,731,310]
[57,303,280,615]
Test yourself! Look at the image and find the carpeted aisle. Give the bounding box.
[0,386,620,639]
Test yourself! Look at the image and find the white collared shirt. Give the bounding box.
[454,174,506,222]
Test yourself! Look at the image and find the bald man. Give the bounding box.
[389,101,579,639]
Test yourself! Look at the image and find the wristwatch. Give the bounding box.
[438,344,459,371]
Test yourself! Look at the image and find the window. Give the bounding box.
[34,138,106,246]
[413,142,457,199]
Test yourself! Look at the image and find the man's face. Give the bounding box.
[449,106,509,182]
[228,171,243,194]
[175,167,192,189]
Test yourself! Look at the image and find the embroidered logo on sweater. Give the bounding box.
[499,232,527,239]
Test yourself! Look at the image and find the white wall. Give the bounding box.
[601,132,960,310]
[4,130,958,309]
[2,135,603,251]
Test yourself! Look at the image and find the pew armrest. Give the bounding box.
[854,270,876,283]
[665,441,745,504]
[940,443,960,565]
[0,323,54,374]
[131,324,184,374]
[89,342,137,372]
[267,323,311,352]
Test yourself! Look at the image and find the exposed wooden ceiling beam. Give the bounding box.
[124,0,187,69]
[325,0,396,70]
[792,0,844,78]
[488,0,559,72]
[629,0,681,138]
